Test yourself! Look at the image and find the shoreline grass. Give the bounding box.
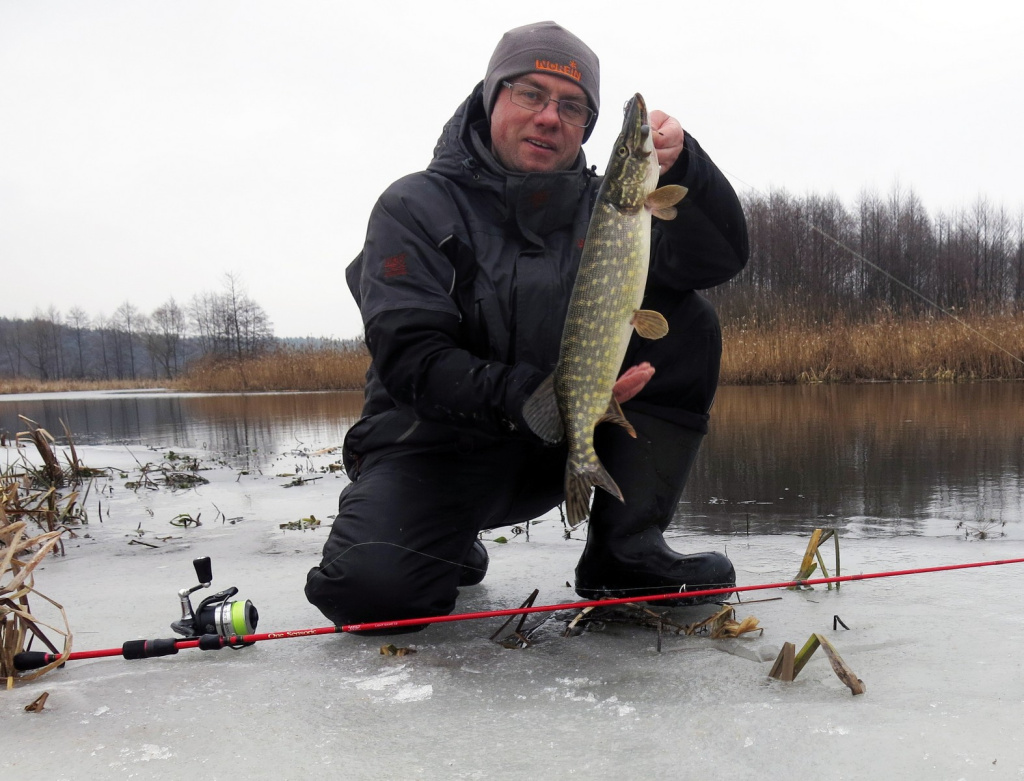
[2,313,1023,395]
[171,345,372,393]
[719,311,1024,384]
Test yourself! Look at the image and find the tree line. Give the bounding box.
[5,187,1023,382]
[1,274,275,381]
[709,185,1024,323]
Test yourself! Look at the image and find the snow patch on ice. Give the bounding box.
[116,744,174,763]
[348,664,434,703]
[545,683,637,716]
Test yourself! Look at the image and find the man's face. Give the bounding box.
[489,72,588,173]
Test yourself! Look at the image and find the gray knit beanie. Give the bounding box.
[483,20,600,141]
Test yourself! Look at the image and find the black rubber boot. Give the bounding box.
[459,539,489,587]
[574,411,735,605]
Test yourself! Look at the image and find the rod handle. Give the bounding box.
[122,638,180,660]
[12,651,58,671]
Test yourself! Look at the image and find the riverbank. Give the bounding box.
[2,312,1022,394]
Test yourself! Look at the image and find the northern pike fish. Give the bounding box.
[523,93,687,528]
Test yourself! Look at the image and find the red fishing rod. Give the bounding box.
[14,554,1024,672]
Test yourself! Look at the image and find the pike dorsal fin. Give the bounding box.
[647,184,688,220]
[521,374,564,444]
[631,309,669,340]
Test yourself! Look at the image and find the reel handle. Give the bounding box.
[193,557,213,584]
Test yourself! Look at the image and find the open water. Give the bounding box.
[2,383,1022,538]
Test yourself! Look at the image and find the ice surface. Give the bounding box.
[4,441,1024,779]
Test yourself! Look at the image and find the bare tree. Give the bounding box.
[188,274,273,361]
[112,301,146,379]
[147,298,188,379]
[17,310,63,380]
[66,306,91,379]
[1014,209,1024,305]
[0,318,23,376]
[221,272,273,359]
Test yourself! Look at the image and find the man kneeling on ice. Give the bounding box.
[305,20,749,632]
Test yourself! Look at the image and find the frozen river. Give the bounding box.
[3,385,1024,778]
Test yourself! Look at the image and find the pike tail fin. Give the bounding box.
[565,458,623,529]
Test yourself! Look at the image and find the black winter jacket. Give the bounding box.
[343,83,747,475]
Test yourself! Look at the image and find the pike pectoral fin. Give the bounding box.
[647,184,688,220]
[566,459,624,529]
[631,309,669,340]
[522,374,565,444]
[598,397,637,438]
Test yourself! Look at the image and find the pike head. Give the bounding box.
[600,93,661,214]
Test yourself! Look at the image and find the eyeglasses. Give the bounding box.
[501,81,594,128]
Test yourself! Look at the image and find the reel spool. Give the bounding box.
[171,557,258,639]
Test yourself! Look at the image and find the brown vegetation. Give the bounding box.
[1,417,88,684]
[4,312,1022,394]
[0,378,160,395]
[719,309,1024,384]
[172,344,371,393]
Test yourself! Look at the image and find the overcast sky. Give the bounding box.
[2,1,1022,339]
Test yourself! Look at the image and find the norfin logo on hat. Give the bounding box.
[535,59,582,82]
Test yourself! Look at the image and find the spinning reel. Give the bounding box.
[171,557,259,640]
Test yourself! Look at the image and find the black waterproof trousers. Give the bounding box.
[304,438,566,629]
[305,292,729,630]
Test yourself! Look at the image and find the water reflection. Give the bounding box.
[0,391,366,470]
[2,385,1022,536]
[685,383,1024,536]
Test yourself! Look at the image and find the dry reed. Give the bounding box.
[0,418,109,684]
[720,311,1024,384]
[0,378,159,395]
[173,345,371,393]
[0,504,72,686]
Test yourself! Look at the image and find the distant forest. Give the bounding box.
[708,185,1024,321]
[0,273,358,382]
[2,186,1022,382]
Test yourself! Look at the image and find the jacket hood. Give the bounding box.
[427,82,595,245]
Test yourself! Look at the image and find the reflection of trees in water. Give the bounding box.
[4,386,1021,536]
[682,384,1024,536]
[180,393,366,469]
[0,392,366,470]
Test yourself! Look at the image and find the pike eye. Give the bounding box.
[617,146,628,158]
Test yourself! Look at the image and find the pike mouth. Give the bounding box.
[622,93,648,147]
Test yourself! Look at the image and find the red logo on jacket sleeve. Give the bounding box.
[383,253,408,279]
